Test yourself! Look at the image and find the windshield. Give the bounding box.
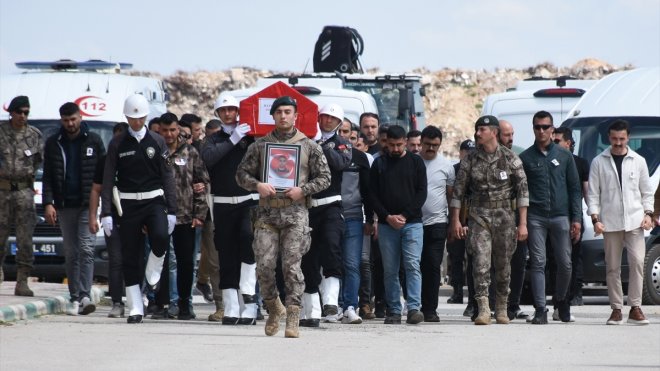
[344,81,424,132]
[561,116,660,176]
[29,119,116,181]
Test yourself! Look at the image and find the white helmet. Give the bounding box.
[213,95,239,112]
[319,103,344,122]
[123,94,149,118]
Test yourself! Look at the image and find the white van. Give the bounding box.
[482,77,597,152]
[1,59,168,281]
[561,66,660,304]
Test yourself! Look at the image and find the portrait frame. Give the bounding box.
[263,143,302,191]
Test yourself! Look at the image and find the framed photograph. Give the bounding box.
[263,143,302,191]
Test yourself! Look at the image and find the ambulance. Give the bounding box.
[1,59,168,281]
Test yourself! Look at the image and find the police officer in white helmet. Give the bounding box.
[202,94,259,325]
[300,103,353,326]
[101,94,177,323]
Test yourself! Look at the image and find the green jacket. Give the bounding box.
[520,141,582,223]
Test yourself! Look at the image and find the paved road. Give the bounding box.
[1,296,659,371]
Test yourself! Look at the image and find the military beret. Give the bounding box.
[460,139,476,151]
[8,95,30,112]
[270,96,297,115]
[474,115,499,129]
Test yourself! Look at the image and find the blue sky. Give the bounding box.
[1,0,658,75]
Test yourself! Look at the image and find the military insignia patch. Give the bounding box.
[146,147,156,159]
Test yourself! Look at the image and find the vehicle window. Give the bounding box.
[344,82,422,132]
[563,117,660,176]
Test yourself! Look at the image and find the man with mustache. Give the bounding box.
[419,126,454,322]
[587,119,654,325]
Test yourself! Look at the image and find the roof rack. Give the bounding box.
[15,59,133,72]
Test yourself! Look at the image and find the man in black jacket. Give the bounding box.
[369,125,427,325]
[43,102,105,315]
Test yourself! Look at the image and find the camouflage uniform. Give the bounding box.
[0,121,43,282]
[450,145,529,306]
[236,128,330,307]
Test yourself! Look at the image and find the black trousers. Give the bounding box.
[371,236,385,306]
[104,219,124,304]
[420,223,447,315]
[213,203,255,290]
[119,198,169,287]
[156,224,196,306]
[302,203,344,293]
[447,238,466,292]
[508,240,528,308]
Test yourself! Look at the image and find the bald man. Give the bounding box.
[497,120,529,320]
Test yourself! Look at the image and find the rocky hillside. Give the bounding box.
[134,58,629,157]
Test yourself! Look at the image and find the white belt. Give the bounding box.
[310,195,342,208]
[119,189,164,200]
[213,194,259,204]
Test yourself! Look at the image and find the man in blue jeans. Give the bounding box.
[369,125,427,324]
[519,110,582,324]
[339,122,372,324]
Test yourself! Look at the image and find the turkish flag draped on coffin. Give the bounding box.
[239,81,319,138]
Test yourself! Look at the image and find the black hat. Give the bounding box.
[8,95,30,112]
[460,139,476,151]
[270,96,297,115]
[474,115,499,129]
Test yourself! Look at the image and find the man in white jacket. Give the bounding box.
[587,119,655,326]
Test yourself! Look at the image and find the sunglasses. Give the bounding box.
[533,124,553,131]
[14,109,30,116]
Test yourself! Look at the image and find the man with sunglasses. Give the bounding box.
[519,110,582,325]
[0,96,43,296]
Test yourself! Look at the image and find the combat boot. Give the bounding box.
[15,269,34,297]
[208,300,224,322]
[495,296,509,324]
[285,305,301,338]
[264,297,286,336]
[474,297,491,325]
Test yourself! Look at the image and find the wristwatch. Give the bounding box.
[644,210,654,218]
[591,215,600,225]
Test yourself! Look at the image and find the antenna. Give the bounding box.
[302,58,310,74]
[106,76,110,93]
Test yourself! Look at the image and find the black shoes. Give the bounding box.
[127,315,143,324]
[463,303,475,318]
[222,317,240,325]
[238,317,257,325]
[530,307,548,325]
[384,314,402,324]
[299,319,320,327]
[507,306,529,321]
[195,282,214,303]
[374,301,386,319]
[557,300,572,323]
[424,312,440,322]
[151,306,167,319]
[406,310,424,324]
[447,292,463,304]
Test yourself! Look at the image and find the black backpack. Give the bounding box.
[313,26,364,73]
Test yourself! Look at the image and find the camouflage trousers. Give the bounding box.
[252,204,311,307]
[0,189,36,270]
[467,207,517,299]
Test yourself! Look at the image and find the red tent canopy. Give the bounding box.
[239,81,318,138]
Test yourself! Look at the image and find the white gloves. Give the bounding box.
[101,216,113,237]
[167,214,177,235]
[229,123,251,144]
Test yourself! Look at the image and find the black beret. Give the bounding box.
[474,115,499,129]
[460,139,476,151]
[8,95,30,112]
[270,96,297,115]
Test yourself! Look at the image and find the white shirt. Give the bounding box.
[421,154,455,225]
[128,125,147,142]
[587,146,655,232]
[221,123,236,135]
